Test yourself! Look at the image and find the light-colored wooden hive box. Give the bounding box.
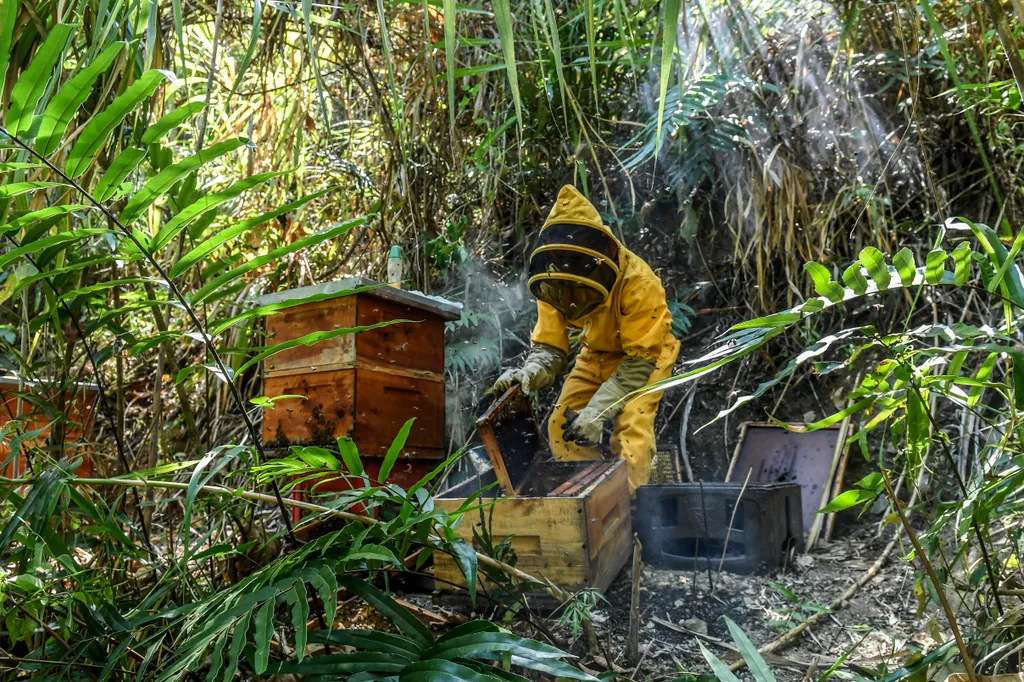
[254,277,461,466]
[434,459,631,594]
[433,387,632,596]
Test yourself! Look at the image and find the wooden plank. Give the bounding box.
[354,368,445,452]
[583,461,630,562]
[355,296,446,374]
[807,416,850,549]
[433,496,590,591]
[264,297,356,376]
[263,369,355,446]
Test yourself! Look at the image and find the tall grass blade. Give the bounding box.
[584,0,598,106]
[445,0,457,134]
[919,0,1003,215]
[231,0,264,96]
[539,0,568,121]
[655,0,680,155]
[493,0,523,133]
[302,0,330,131]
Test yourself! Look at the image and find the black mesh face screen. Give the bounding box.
[530,279,606,320]
[527,249,618,293]
[527,223,620,319]
[536,223,619,261]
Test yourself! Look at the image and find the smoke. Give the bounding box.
[439,257,535,451]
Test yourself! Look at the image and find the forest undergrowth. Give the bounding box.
[0,0,1023,679]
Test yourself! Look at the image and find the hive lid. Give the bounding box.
[475,385,544,495]
[250,276,463,320]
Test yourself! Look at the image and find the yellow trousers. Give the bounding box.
[548,341,680,494]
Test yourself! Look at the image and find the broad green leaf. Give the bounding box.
[151,168,292,252]
[120,137,251,226]
[266,653,406,675]
[230,0,264,96]
[969,352,999,408]
[308,629,421,657]
[336,576,433,648]
[94,148,147,201]
[14,254,119,296]
[0,162,39,172]
[337,437,363,476]
[925,248,946,285]
[730,311,802,331]
[819,488,876,514]
[401,659,511,682]
[655,0,680,154]
[0,0,20,99]
[36,42,127,156]
[493,0,523,133]
[841,262,868,295]
[314,564,338,628]
[141,101,207,144]
[380,418,415,482]
[205,629,229,682]
[347,544,401,566]
[906,388,929,452]
[66,69,172,178]
[253,598,275,674]
[286,584,309,661]
[0,229,110,271]
[0,205,91,237]
[803,262,845,303]
[724,617,778,682]
[7,24,78,137]
[449,540,478,607]
[170,187,332,279]
[444,0,457,132]
[952,242,971,286]
[0,181,66,198]
[859,246,890,290]
[193,214,363,304]
[423,631,567,662]
[892,247,916,286]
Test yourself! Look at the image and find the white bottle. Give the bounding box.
[387,246,403,288]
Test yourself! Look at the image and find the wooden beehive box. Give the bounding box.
[433,387,632,597]
[254,277,461,466]
[0,376,98,479]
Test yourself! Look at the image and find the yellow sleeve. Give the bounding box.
[530,300,570,355]
[618,274,672,362]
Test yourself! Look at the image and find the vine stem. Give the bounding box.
[881,469,977,682]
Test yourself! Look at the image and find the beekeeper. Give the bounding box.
[493,185,680,494]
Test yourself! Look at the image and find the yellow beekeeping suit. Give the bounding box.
[530,186,680,494]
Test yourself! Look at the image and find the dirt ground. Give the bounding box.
[560,520,945,681]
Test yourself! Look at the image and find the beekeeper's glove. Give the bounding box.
[492,343,567,394]
[562,355,657,444]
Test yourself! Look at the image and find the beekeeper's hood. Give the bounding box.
[528,185,621,321]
